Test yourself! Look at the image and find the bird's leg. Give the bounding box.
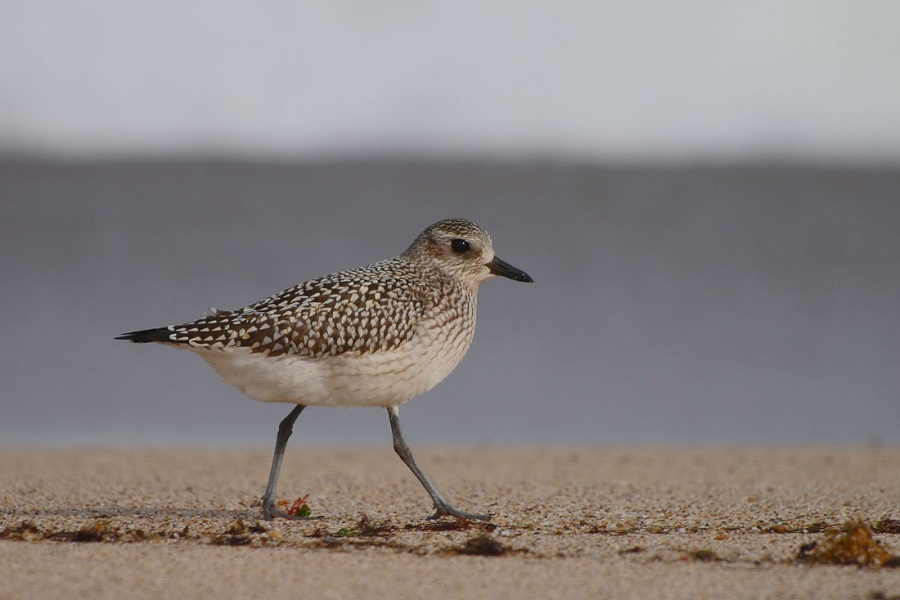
[261,404,306,520]
[387,406,492,521]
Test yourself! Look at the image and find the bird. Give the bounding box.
[116,218,533,521]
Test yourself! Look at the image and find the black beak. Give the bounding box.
[487,256,534,283]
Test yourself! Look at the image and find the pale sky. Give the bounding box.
[2,0,899,161]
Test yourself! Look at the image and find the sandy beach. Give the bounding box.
[2,446,899,599]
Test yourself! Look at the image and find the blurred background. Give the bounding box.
[1,1,898,446]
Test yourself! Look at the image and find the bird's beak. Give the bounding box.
[486,256,534,283]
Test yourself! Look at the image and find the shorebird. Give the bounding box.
[117,218,533,521]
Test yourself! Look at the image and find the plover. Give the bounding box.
[117,218,533,521]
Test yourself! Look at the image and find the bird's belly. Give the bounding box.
[193,337,468,407]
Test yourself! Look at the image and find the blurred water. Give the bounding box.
[1,160,898,446]
[4,3,900,162]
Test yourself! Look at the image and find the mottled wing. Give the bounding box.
[142,261,434,358]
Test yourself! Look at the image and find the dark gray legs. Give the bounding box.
[260,404,491,521]
[388,406,492,521]
[261,404,305,520]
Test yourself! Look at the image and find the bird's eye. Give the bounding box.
[450,239,470,254]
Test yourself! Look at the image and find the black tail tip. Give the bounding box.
[115,327,172,343]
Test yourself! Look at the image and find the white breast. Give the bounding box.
[191,314,474,408]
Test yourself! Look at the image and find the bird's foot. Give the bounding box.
[262,505,297,520]
[261,496,318,521]
[429,503,493,522]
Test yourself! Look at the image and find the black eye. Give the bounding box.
[450,238,470,254]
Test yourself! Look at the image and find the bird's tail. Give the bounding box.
[115,327,175,344]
